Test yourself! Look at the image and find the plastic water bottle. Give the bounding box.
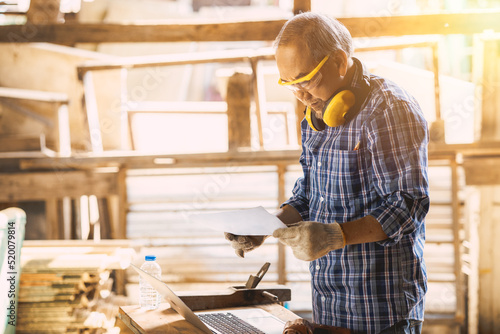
[139,255,162,310]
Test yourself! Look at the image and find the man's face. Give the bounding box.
[276,43,342,115]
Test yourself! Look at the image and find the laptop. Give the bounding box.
[131,264,286,334]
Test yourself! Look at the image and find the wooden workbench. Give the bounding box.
[119,302,299,334]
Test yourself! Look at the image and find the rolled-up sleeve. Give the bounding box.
[366,99,430,247]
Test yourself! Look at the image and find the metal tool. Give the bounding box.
[245,262,270,289]
[261,290,279,302]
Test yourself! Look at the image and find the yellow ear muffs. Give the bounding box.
[305,90,356,131]
[323,90,356,127]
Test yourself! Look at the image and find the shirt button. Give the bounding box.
[320,197,324,202]
[317,161,322,167]
[321,296,326,302]
[315,264,320,270]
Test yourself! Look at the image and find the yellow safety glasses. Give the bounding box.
[278,55,329,92]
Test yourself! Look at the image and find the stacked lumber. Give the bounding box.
[16,240,135,334]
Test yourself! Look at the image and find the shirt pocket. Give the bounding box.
[321,148,370,202]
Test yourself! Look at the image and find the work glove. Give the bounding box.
[224,233,268,258]
[283,318,351,334]
[273,221,345,261]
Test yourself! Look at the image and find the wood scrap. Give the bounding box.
[15,241,135,334]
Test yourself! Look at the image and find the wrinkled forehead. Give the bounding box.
[275,42,317,82]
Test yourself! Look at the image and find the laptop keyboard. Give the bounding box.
[198,312,265,334]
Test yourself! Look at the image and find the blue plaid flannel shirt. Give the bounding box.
[282,58,430,333]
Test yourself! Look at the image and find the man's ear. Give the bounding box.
[332,50,349,77]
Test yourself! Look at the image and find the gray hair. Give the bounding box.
[273,12,353,62]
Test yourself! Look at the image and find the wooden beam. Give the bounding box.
[227,72,252,151]
[17,149,303,171]
[77,48,275,79]
[474,35,500,142]
[82,71,103,153]
[342,10,500,37]
[9,141,500,172]
[0,87,68,103]
[26,0,61,25]
[45,198,60,239]
[428,141,500,158]
[0,170,119,201]
[463,158,500,185]
[0,20,286,44]
[116,167,127,239]
[250,57,266,149]
[450,160,465,323]
[277,164,287,285]
[293,0,311,15]
[1,11,500,44]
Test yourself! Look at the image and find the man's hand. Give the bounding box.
[224,233,268,258]
[273,221,345,261]
[283,318,351,334]
[283,319,315,334]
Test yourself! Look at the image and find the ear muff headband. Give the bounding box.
[305,90,356,131]
[305,106,319,131]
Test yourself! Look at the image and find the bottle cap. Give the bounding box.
[145,255,156,261]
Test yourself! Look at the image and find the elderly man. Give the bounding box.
[225,12,429,334]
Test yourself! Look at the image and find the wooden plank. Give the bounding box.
[45,198,59,240]
[117,167,128,239]
[0,136,54,152]
[295,100,305,146]
[119,303,299,334]
[478,187,494,333]
[493,204,500,331]
[226,72,252,151]
[18,149,303,170]
[0,87,68,103]
[250,58,267,149]
[128,101,227,113]
[120,68,129,150]
[432,42,442,121]
[82,71,103,153]
[11,141,500,173]
[428,141,500,158]
[56,103,71,156]
[277,164,287,285]
[478,37,500,142]
[293,0,311,15]
[0,171,119,201]
[450,161,465,323]
[464,188,480,334]
[26,0,60,24]
[1,20,287,44]
[11,141,500,171]
[62,196,71,240]
[0,98,54,126]
[77,48,275,78]
[429,41,446,143]
[463,158,500,185]
[2,11,500,44]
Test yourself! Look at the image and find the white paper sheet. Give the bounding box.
[189,206,287,236]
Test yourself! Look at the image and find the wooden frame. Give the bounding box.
[0,170,127,240]
[77,48,277,151]
[0,87,71,156]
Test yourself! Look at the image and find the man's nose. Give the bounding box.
[294,90,312,103]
